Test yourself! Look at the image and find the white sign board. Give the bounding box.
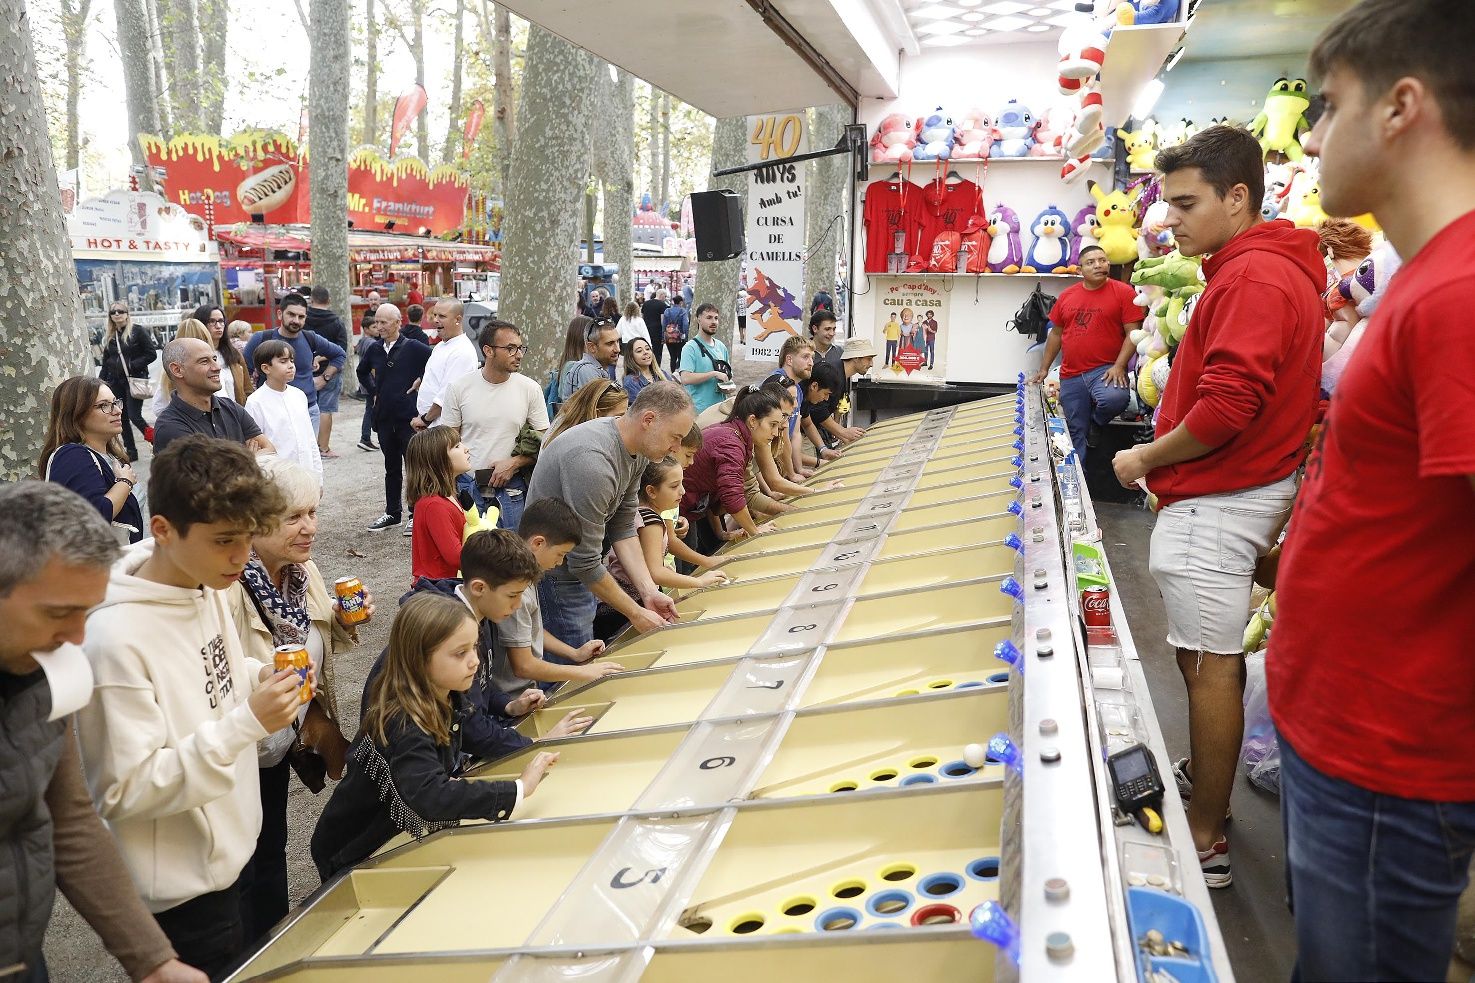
[743,112,808,363]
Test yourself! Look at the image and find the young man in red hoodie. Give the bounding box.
[1267,2,1475,978]
[1112,125,1324,888]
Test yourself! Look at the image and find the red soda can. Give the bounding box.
[1082,585,1112,628]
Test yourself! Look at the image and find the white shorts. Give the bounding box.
[1147,474,1297,656]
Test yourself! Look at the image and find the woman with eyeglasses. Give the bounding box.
[99,304,156,461]
[37,376,145,544]
[620,338,675,404]
[192,303,251,403]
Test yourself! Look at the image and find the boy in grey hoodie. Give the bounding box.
[77,436,306,977]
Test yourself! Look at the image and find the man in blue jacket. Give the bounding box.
[357,304,431,531]
[242,294,346,433]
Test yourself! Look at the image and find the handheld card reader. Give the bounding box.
[1107,743,1165,834]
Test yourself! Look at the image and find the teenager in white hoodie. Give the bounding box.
[77,435,307,978]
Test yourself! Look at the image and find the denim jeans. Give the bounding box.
[1281,735,1475,982]
[152,875,247,979]
[307,401,321,434]
[455,472,490,515]
[493,473,529,532]
[537,572,597,658]
[1058,363,1130,462]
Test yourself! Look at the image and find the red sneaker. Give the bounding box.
[1197,837,1231,889]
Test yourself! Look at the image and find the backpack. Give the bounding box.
[543,368,561,420]
[1007,285,1056,344]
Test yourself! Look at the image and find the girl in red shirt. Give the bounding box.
[405,427,475,581]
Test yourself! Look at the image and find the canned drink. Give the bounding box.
[1082,585,1112,628]
[334,576,368,625]
[274,644,313,703]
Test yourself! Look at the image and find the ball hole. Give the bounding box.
[680,914,712,935]
[881,864,916,882]
[969,857,1001,880]
[818,909,859,932]
[919,873,963,898]
[909,757,938,769]
[870,769,899,782]
[829,781,859,793]
[782,897,817,917]
[730,915,765,935]
[832,880,866,899]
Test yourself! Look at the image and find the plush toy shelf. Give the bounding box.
[1098,20,1188,129]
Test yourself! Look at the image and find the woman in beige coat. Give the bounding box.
[226,458,376,943]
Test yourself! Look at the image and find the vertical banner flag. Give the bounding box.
[389,84,429,157]
[743,112,808,362]
[463,100,486,160]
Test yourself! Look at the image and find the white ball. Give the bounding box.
[964,743,987,769]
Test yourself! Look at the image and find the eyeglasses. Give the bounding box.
[109,309,128,315]
[94,399,124,413]
[207,316,226,324]
[586,318,614,341]
[492,344,528,354]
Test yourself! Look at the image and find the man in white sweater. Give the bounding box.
[76,436,306,978]
[245,339,323,484]
[411,297,481,433]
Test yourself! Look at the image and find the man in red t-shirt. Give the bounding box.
[1111,127,1324,890]
[1266,4,1475,978]
[1029,245,1141,460]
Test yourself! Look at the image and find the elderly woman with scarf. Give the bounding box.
[225,458,376,943]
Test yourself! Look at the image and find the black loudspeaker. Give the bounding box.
[691,189,744,261]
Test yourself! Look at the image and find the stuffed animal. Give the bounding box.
[1117,0,1180,25]
[1323,241,1401,392]
[912,108,957,161]
[1117,125,1158,171]
[986,204,1024,273]
[1155,117,1197,150]
[1068,205,1102,271]
[869,113,917,164]
[1161,285,1202,346]
[1288,178,1329,228]
[991,101,1037,157]
[1137,352,1168,408]
[1088,180,1141,265]
[1023,205,1074,274]
[1030,106,1072,157]
[1057,1,1124,91]
[1262,162,1302,220]
[1248,77,1311,161]
[1137,199,1175,260]
[1131,249,1203,293]
[953,108,996,160]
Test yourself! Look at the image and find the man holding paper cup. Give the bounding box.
[0,481,205,983]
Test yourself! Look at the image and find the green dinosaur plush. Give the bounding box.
[1248,78,1311,161]
[1130,250,1203,292]
[1163,285,1203,346]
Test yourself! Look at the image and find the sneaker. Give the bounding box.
[1197,837,1231,889]
[1172,757,1195,799]
[144,426,155,444]
[357,439,379,452]
[401,517,414,537]
[366,514,400,531]
[320,448,339,459]
[1173,757,1232,820]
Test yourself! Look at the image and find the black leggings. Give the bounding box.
[665,340,686,373]
[111,383,149,459]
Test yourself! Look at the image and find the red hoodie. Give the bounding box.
[1148,219,1324,506]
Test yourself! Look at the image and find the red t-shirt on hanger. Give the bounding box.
[917,178,981,262]
[863,179,922,273]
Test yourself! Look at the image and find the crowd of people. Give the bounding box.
[4,272,879,981]
[6,4,1469,981]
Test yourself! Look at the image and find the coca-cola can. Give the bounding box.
[1082,585,1112,628]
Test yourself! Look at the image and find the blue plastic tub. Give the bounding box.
[1125,886,1216,983]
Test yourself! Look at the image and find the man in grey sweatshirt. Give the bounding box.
[527,381,696,646]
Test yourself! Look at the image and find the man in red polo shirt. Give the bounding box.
[1112,125,1324,889]
[1030,244,1141,460]
[1266,2,1475,978]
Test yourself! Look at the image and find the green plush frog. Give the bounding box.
[1248,77,1312,161]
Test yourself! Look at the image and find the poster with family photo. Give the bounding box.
[875,278,947,380]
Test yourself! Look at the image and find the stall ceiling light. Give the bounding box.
[1026,22,1051,30]
[961,10,987,20]
[982,0,1031,12]
[912,2,964,19]
[916,17,967,34]
[1051,0,1080,9]
[921,32,973,45]
[1028,5,1052,13]
[984,14,1034,30]
[955,0,984,5]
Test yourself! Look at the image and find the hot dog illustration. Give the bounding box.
[236,163,296,215]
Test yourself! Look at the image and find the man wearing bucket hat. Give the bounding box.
[815,336,877,445]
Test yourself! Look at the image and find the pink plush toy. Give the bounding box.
[953,108,996,160]
[1030,106,1072,157]
[870,113,917,164]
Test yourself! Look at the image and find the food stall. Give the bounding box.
[69,189,221,343]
